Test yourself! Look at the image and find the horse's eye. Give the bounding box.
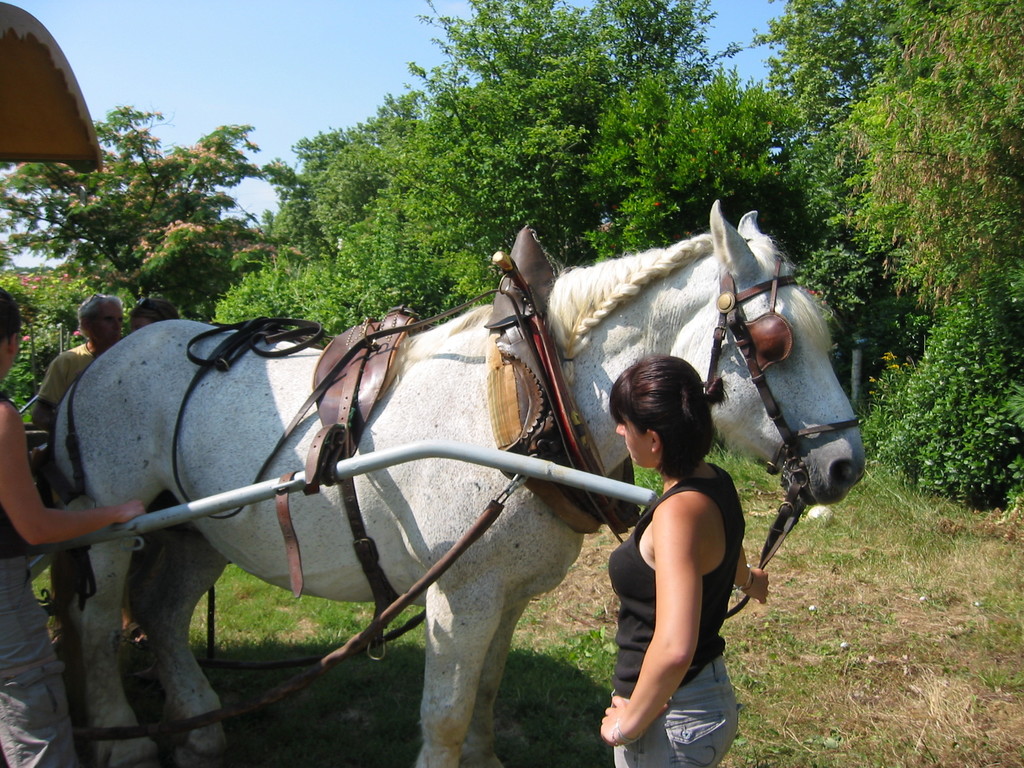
[747,312,793,369]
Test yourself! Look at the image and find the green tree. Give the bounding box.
[759,0,914,391]
[217,206,466,334]
[265,93,423,264]
[402,0,726,265]
[761,0,898,134]
[1,107,276,318]
[584,71,805,259]
[849,0,1024,507]
[863,287,1024,508]
[260,0,802,333]
[847,0,1024,301]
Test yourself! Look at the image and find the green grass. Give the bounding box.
[67,449,1024,767]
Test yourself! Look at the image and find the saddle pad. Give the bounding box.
[486,338,547,451]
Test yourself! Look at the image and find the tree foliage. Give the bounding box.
[0,270,91,406]
[844,0,1024,507]
[761,0,898,134]
[863,286,1024,507]
[584,71,804,258]
[758,0,924,393]
[847,0,1024,302]
[400,0,725,264]
[0,107,275,318]
[260,0,806,331]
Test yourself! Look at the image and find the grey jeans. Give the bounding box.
[614,656,739,768]
[0,556,79,768]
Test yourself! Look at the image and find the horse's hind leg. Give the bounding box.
[129,527,228,768]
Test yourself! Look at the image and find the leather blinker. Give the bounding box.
[746,312,794,370]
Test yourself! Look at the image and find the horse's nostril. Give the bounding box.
[830,458,863,487]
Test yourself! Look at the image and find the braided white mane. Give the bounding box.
[399,224,831,377]
[547,234,714,360]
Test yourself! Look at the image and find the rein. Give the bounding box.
[171,318,325,504]
[705,258,859,616]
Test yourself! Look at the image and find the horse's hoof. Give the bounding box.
[101,738,160,768]
[173,731,225,768]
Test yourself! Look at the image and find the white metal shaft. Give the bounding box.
[28,440,654,554]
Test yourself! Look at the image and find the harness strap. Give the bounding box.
[275,472,304,598]
[707,258,860,618]
[304,352,403,653]
[53,371,87,502]
[296,309,423,654]
[340,466,399,659]
[303,423,350,495]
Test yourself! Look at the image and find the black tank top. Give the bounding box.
[609,464,744,697]
[0,394,28,559]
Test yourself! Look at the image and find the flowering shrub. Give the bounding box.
[0,270,92,408]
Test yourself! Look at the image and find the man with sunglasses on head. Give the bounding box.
[31,294,123,433]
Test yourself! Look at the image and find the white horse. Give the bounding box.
[52,203,863,768]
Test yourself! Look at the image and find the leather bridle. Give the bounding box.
[704,258,859,611]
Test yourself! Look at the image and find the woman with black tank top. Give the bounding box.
[0,288,145,768]
[599,355,768,767]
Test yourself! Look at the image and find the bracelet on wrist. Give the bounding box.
[738,565,755,592]
[612,719,639,746]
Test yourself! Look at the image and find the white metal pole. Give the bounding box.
[27,440,655,554]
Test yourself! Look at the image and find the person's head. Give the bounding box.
[77,294,123,354]
[0,288,21,343]
[1,289,23,378]
[610,355,724,479]
[129,296,179,332]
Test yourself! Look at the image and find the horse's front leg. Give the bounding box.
[59,541,161,768]
[459,597,529,768]
[129,528,229,768]
[416,579,507,768]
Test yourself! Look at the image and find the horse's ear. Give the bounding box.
[710,200,760,282]
[737,211,762,240]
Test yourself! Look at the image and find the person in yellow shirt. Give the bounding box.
[31,294,123,432]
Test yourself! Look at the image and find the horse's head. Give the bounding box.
[549,202,863,504]
[700,201,864,504]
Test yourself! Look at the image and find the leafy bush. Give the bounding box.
[0,270,92,407]
[217,210,495,336]
[863,292,1024,508]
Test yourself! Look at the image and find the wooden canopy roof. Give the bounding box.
[0,2,101,171]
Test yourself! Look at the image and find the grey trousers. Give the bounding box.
[614,656,738,768]
[0,556,79,768]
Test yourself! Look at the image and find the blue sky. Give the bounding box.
[13,0,779,218]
